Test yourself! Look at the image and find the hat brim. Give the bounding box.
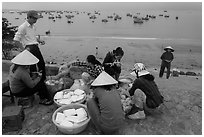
[130,70,150,77]
[91,71,118,86]
[138,70,150,77]
[11,50,39,65]
[164,47,174,52]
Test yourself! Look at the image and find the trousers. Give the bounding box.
[159,61,171,79]
[12,80,51,100]
[25,44,46,81]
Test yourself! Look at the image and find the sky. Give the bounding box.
[2,1,202,11]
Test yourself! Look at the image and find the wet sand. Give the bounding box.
[40,36,202,74]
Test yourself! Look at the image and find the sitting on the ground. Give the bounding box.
[9,50,53,106]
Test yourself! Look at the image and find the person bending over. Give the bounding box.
[87,71,125,134]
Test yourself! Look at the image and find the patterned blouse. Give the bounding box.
[71,61,103,78]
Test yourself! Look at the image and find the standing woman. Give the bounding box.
[103,47,124,80]
[13,10,46,82]
[9,50,53,105]
[159,46,174,79]
[87,71,125,134]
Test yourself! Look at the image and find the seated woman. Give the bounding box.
[9,50,53,105]
[103,47,124,80]
[127,63,164,119]
[87,71,125,134]
[50,55,103,82]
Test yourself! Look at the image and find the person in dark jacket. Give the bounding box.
[159,46,174,79]
[103,47,124,80]
[87,71,125,134]
[127,63,163,119]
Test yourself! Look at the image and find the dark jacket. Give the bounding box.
[129,75,163,108]
[102,52,121,76]
[161,51,174,62]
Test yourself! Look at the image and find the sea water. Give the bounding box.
[2,9,202,41]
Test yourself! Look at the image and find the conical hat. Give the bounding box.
[164,46,174,52]
[91,71,118,86]
[11,50,39,65]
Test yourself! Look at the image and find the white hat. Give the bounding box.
[91,71,118,86]
[131,63,150,77]
[11,50,39,65]
[132,63,146,72]
[130,70,150,77]
[164,46,174,52]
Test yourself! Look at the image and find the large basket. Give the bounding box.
[53,89,86,107]
[52,103,90,134]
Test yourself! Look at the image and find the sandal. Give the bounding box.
[39,99,53,106]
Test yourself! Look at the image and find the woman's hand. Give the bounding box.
[165,60,171,63]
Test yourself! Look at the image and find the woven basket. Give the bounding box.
[52,104,90,134]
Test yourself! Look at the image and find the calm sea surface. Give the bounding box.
[2,9,202,41]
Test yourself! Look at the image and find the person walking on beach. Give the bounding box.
[127,63,164,119]
[103,47,124,80]
[87,71,125,134]
[159,46,174,79]
[13,10,46,82]
[9,50,53,105]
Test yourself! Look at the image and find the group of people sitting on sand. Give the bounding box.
[7,10,175,135]
[8,45,169,134]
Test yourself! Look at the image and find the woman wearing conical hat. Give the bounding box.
[159,46,174,79]
[9,50,53,105]
[87,71,125,134]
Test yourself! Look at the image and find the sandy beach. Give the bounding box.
[40,36,202,74]
[2,37,202,135]
[2,2,202,134]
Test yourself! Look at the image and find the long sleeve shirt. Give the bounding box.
[129,77,160,98]
[103,52,121,74]
[94,87,125,129]
[71,61,103,78]
[9,65,40,93]
[160,51,174,62]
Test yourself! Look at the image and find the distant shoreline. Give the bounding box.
[41,35,202,42]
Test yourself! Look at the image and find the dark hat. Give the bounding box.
[27,10,40,19]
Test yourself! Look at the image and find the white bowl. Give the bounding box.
[52,103,90,134]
